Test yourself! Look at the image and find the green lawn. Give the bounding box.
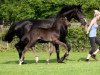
[0,50,100,75]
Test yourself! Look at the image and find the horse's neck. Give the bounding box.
[52,18,62,31]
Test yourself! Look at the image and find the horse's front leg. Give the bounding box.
[54,40,69,62]
[60,39,71,60]
[54,44,63,63]
[64,40,71,53]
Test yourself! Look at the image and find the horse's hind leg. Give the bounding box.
[19,46,28,65]
[15,41,26,64]
[53,40,69,62]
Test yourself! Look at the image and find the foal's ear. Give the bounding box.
[77,4,82,8]
[63,17,68,20]
[65,17,67,19]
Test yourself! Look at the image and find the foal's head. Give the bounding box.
[59,17,70,27]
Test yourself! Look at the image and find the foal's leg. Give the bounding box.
[19,39,37,65]
[31,46,39,63]
[46,43,54,64]
[53,40,69,62]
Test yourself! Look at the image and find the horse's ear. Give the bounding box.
[77,4,82,8]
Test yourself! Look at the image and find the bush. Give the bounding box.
[0,26,90,52]
[67,26,90,52]
[1,25,100,52]
[0,0,100,25]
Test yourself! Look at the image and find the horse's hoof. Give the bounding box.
[19,62,22,65]
[61,54,69,61]
[47,62,50,64]
[46,59,50,64]
[19,64,21,65]
[36,62,38,64]
[57,60,64,63]
[61,57,64,61]
[22,62,27,64]
[35,61,38,64]
[35,56,39,63]
[19,60,23,65]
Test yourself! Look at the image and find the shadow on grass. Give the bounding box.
[1,58,76,64]
[78,57,86,62]
[78,57,99,62]
[1,59,57,64]
[66,59,75,61]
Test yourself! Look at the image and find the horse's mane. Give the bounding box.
[57,5,82,17]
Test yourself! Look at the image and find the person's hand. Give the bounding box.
[86,31,89,34]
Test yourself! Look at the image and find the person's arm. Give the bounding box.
[86,18,96,34]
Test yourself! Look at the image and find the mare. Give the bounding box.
[3,5,87,64]
[19,17,70,65]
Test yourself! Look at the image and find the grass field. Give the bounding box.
[0,50,100,75]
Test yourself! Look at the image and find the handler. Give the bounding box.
[86,10,100,61]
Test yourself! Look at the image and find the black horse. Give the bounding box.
[18,17,70,65]
[3,5,87,64]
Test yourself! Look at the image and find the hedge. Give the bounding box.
[1,25,100,52]
[0,0,100,24]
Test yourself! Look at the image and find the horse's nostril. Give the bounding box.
[83,22,87,26]
[81,21,86,26]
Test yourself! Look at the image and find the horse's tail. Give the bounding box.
[15,21,32,30]
[21,35,27,41]
[2,23,16,43]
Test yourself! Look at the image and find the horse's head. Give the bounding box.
[57,5,87,26]
[2,24,16,43]
[70,6,87,26]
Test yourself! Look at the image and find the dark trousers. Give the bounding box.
[89,37,100,54]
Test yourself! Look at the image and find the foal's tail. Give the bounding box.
[21,34,28,42]
[15,21,32,30]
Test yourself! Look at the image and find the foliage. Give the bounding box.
[0,26,90,52]
[1,25,100,52]
[0,0,100,25]
[0,0,100,51]
[67,26,90,51]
